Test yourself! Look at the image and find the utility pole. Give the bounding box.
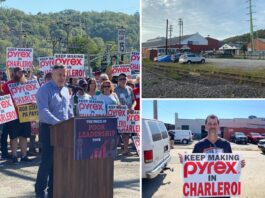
[169,24,173,52]
[178,18,183,45]
[153,100,158,120]
[165,19,168,55]
[247,0,255,52]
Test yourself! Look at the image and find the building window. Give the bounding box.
[181,125,189,130]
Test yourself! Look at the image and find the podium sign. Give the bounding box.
[74,117,117,160]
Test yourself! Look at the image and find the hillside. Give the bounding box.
[0,8,139,69]
[222,29,265,44]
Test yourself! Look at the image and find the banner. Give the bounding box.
[107,105,127,131]
[132,135,140,156]
[130,51,140,72]
[54,54,85,78]
[183,153,241,198]
[118,28,126,54]
[18,103,39,123]
[112,64,132,79]
[8,79,40,106]
[78,99,106,117]
[0,94,17,124]
[6,48,33,68]
[39,56,54,74]
[123,110,140,133]
[74,117,117,160]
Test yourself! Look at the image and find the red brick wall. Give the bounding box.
[248,39,265,51]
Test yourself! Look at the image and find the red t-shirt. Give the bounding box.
[133,87,140,110]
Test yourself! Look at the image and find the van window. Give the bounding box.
[148,121,162,142]
[181,125,189,130]
[158,122,168,139]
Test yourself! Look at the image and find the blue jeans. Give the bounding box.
[35,123,53,197]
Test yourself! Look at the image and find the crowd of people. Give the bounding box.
[0,59,140,197]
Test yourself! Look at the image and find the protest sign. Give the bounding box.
[183,153,241,197]
[38,56,54,74]
[18,103,39,123]
[54,54,85,78]
[123,110,140,133]
[6,48,33,69]
[132,135,140,156]
[78,99,106,117]
[118,28,126,54]
[130,51,140,72]
[74,117,117,160]
[111,64,131,79]
[0,94,17,124]
[8,79,40,106]
[107,105,127,131]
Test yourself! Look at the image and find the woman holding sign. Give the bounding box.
[87,78,100,99]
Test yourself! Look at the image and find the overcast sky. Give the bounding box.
[142,0,265,42]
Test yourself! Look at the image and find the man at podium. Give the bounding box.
[35,64,74,198]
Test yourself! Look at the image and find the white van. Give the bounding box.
[142,118,171,179]
[169,130,192,144]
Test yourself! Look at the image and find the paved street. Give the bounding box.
[142,140,265,198]
[0,148,140,198]
[207,58,265,70]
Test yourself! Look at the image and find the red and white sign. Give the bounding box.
[0,94,18,124]
[123,110,140,133]
[8,79,40,106]
[112,64,131,79]
[39,56,55,74]
[78,99,106,116]
[54,54,85,78]
[132,135,140,156]
[107,105,127,131]
[183,153,241,198]
[118,28,126,54]
[130,51,140,72]
[6,48,33,68]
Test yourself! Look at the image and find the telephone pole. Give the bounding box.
[165,19,168,55]
[153,100,158,120]
[247,0,255,52]
[169,25,173,51]
[178,18,183,45]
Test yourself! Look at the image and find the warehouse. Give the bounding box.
[142,33,220,54]
[175,113,265,139]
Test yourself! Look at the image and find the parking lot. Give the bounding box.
[0,148,140,198]
[142,140,265,198]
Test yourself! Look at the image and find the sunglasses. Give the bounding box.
[118,78,126,81]
[103,85,111,88]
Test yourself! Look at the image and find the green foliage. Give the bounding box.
[223,29,265,43]
[0,8,139,66]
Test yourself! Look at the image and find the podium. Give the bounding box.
[51,117,117,198]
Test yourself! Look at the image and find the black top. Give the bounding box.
[192,138,232,153]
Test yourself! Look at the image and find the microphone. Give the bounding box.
[66,83,84,91]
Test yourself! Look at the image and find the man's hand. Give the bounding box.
[241,160,246,168]
[178,153,183,164]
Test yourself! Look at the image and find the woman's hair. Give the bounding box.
[87,78,97,92]
[100,80,114,94]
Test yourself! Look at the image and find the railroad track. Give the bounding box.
[149,64,265,86]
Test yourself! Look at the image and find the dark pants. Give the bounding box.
[35,123,53,197]
[0,124,9,156]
